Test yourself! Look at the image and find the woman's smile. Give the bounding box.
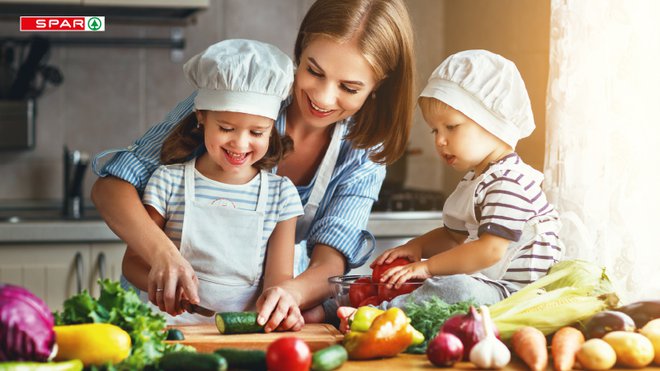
[307,94,335,118]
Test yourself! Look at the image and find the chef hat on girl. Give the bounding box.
[420,49,535,149]
[184,39,294,120]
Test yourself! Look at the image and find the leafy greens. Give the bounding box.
[403,296,473,353]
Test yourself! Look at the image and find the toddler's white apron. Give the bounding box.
[442,161,546,286]
[147,159,268,324]
[293,122,343,275]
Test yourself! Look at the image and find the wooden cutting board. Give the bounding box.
[166,323,344,352]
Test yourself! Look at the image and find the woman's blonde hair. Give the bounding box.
[160,112,293,170]
[294,0,415,165]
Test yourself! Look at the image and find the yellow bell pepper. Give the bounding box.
[54,323,131,366]
[343,307,417,360]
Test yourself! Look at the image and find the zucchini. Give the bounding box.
[214,348,267,371]
[159,351,227,371]
[215,312,264,334]
[0,360,83,371]
[311,344,348,371]
[166,328,185,340]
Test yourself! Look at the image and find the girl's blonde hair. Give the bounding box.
[294,0,415,165]
[160,112,293,170]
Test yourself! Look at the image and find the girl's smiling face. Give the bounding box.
[197,110,273,182]
[292,35,378,128]
[421,100,511,175]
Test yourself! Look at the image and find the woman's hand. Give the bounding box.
[147,250,200,316]
[370,242,422,268]
[380,261,431,288]
[256,286,304,332]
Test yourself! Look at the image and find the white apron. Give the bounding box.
[293,123,344,275]
[146,159,268,324]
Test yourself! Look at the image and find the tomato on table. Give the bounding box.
[266,337,312,371]
[348,277,378,307]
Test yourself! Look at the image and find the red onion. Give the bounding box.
[439,306,499,360]
[427,332,464,367]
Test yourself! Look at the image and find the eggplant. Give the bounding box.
[584,310,636,339]
[617,300,660,328]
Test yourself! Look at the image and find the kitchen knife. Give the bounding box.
[181,300,215,317]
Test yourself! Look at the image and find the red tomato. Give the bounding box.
[266,337,312,371]
[377,282,419,302]
[358,295,381,306]
[348,277,377,307]
[371,257,412,283]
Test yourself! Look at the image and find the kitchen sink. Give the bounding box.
[0,206,102,223]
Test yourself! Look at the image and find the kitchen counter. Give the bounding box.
[0,205,441,243]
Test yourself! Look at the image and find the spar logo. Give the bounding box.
[20,16,105,32]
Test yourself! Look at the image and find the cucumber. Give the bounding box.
[311,344,348,371]
[166,328,185,340]
[159,351,227,371]
[215,312,264,334]
[0,360,83,371]
[214,348,267,371]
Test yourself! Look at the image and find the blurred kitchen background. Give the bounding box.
[0,0,549,203]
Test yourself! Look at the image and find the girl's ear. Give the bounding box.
[194,110,204,124]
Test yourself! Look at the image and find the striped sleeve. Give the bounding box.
[306,156,385,269]
[93,93,196,192]
[142,165,174,218]
[276,176,304,222]
[475,171,537,242]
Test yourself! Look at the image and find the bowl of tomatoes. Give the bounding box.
[329,258,424,307]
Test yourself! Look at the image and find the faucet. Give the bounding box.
[63,146,90,219]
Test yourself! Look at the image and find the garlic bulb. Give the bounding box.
[469,306,511,369]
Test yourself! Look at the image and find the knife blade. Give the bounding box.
[181,300,215,317]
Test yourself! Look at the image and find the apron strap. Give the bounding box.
[184,158,196,202]
[255,170,269,213]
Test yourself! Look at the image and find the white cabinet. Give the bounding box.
[0,243,125,310]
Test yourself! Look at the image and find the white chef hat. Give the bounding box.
[420,50,535,148]
[183,39,294,120]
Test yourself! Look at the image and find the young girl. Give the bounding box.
[372,50,563,307]
[122,39,304,324]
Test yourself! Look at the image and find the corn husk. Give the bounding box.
[489,260,619,340]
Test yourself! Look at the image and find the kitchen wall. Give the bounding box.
[0,0,549,202]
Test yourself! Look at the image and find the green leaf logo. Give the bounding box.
[88,17,102,31]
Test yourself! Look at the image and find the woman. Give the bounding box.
[91,0,415,332]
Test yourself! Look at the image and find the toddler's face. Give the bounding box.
[198,110,273,177]
[422,102,510,175]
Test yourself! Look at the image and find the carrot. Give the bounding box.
[511,326,548,371]
[551,326,585,371]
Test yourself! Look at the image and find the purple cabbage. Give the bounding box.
[0,283,55,361]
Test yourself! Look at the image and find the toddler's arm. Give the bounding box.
[381,233,509,288]
[371,226,465,267]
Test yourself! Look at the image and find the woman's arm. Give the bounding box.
[91,177,199,314]
[121,205,165,292]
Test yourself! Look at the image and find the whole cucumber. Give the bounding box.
[159,351,227,371]
[311,345,348,371]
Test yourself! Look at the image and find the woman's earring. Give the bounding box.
[371,91,376,99]
[196,122,202,129]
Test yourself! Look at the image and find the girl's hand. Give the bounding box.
[380,261,431,288]
[256,286,304,332]
[370,243,421,268]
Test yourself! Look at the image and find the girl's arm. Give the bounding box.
[262,217,297,290]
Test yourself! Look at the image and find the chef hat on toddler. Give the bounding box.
[420,50,535,149]
[184,39,294,120]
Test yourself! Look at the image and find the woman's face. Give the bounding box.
[292,35,378,129]
[197,110,273,180]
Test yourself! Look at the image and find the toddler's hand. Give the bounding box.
[370,243,421,268]
[336,306,357,334]
[381,262,431,288]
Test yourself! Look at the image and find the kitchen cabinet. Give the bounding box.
[0,242,126,310]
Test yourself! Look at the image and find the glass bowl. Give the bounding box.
[328,274,424,307]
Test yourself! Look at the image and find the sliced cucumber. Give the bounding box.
[214,348,267,371]
[311,344,348,371]
[215,312,264,334]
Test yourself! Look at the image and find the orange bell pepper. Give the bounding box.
[343,307,415,360]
